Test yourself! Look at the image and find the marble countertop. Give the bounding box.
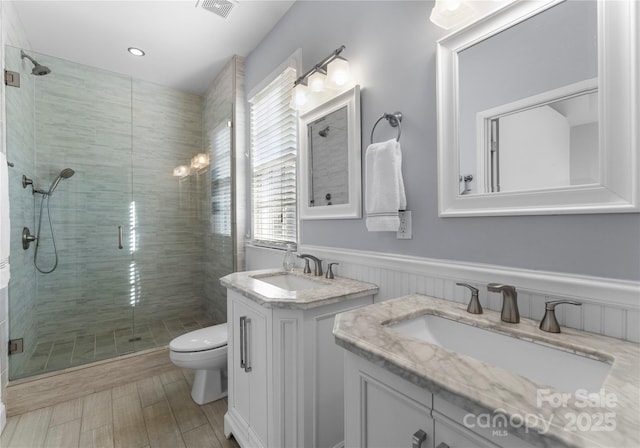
[333,294,640,448]
[220,268,378,310]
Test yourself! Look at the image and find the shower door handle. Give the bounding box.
[117,225,123,249]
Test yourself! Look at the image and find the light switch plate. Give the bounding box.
[397,211,412,239]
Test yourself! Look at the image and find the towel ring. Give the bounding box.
[370,112,402,144]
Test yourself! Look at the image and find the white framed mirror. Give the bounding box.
[298,85,361,220]
[437,0,639,216]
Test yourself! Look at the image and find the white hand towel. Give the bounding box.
[365,139,406,231]
[0,152,11,289]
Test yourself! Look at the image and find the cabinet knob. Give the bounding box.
[412,429,427,448]
[436,443,450,448]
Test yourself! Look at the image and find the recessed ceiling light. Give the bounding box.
[128,47,145,57]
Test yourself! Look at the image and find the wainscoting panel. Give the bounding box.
[247,244,640,343]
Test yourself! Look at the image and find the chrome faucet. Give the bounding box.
[298,254,323,276]
[487,283,519,323]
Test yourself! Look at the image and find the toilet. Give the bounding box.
[169,323,228,405]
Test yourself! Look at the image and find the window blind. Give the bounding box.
[250,66,298,247]
[210,123,232,236]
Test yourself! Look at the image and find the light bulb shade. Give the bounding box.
[430,0,475,29]
[327,57,350,88]
[291,83,309,110]
[190,153,210,170]
[173,165,190,177]
[308,70,326,92]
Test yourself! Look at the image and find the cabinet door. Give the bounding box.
[345,353,433,448]
[229,297,252,429]
[246,305,268,447]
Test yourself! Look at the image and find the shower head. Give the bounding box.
[318,126,330,138]
[47,168,75,195]
[21,50,51,76]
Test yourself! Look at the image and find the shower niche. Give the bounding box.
[5,46,239,380]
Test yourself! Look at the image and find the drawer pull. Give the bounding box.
[412,429,427,448]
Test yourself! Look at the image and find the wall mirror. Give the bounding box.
[299,85,361,219]
[437,0,639,216]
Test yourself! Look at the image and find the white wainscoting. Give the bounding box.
[244,244,640,343]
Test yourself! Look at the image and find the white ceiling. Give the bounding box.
[11,0,295,95]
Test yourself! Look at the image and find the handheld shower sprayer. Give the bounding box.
[32,167,75,274]
[47,168,75,195]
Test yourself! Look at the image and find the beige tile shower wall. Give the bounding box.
[202,57,238,324]
[132,80,206,327]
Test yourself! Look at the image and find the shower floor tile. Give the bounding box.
[13,313,213,380]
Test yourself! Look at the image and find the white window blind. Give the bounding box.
[250,66,298,247]
[210,122,232,236]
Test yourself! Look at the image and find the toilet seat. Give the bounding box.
[170,323,228,353]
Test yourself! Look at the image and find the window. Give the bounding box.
[250,65,298,247]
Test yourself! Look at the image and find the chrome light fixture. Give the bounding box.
[292,45,351,110]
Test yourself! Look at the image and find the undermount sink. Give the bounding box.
[251,272,327,291]
[389,314,611,394]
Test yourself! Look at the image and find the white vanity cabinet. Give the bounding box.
[225,286,376,448]
[344,352,540,448]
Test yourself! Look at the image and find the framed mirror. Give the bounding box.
[298,85,361,219]
[437,0,639,216]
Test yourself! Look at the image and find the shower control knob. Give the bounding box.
[22,227,37,250]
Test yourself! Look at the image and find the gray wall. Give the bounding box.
[244,0,640,281]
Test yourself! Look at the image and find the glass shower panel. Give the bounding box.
[129,80,212,349]
[6,47,134,379]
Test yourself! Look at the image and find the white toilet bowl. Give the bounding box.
[169,323,228,405]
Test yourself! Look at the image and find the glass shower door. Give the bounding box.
[6,46,134,379]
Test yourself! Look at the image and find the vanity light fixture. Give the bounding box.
[173,165,190,177]
[429,0,475,29]
[128,47,146,57]
[292,45,351,110]
[190,153,210,170]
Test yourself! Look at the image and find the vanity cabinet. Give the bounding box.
[344,352,540,448]
[225,288,375,448]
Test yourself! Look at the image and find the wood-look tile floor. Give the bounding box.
[1,368,240,448]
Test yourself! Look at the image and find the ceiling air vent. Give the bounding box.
[197,0,238,19]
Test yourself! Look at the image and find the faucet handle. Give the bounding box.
[297,255,311,274]
[326,262,339,279]
[456,283,482,314]
[539,300,582,333]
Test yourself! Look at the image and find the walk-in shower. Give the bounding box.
[5,46,236,380]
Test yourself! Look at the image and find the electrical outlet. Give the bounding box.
[397,210,412,239]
